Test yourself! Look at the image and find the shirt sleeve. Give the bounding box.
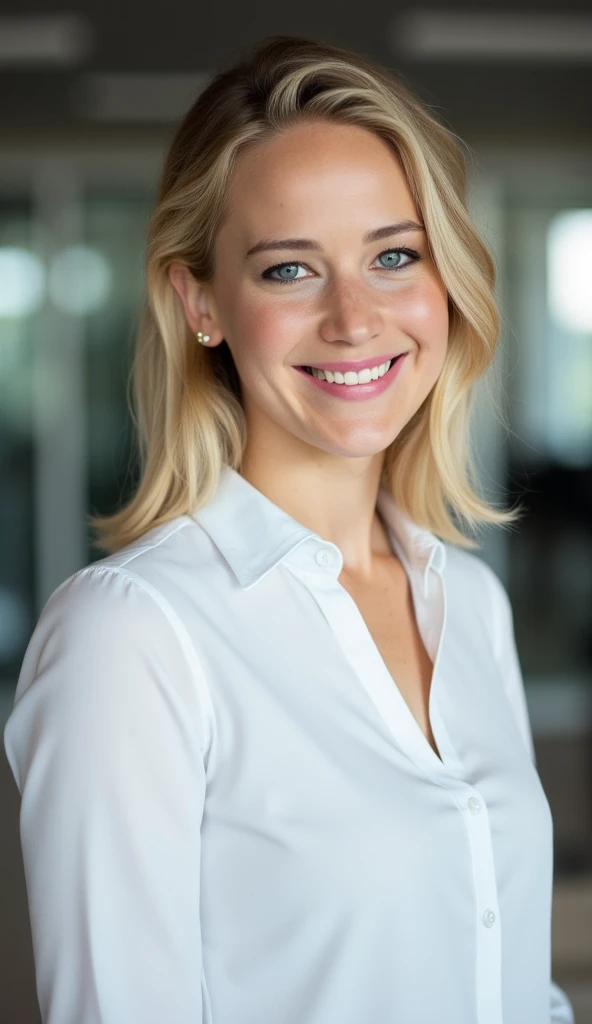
[479,559,576,1024]
[3,565,212,1024]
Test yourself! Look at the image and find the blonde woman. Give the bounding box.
[4,35,574,1024]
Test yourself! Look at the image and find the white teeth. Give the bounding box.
[310,359,394,384]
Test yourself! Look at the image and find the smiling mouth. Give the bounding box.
[298,356,399,379]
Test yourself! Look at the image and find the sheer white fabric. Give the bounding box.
[4,466,575,1023]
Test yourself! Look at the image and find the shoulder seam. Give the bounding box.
[114,518,194,568]
[75,563,216,759]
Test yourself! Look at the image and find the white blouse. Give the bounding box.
[4,465,575,1024]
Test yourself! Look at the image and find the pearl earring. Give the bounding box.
[196,331,211,345]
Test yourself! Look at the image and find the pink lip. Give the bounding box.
[294,353,407,400]
[296,352,403,373]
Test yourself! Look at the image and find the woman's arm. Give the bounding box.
[479,558,576,1024]
[4,565,212,1024]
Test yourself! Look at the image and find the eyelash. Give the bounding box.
[260,247,422,284]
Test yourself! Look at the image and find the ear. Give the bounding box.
[168,262,224,346]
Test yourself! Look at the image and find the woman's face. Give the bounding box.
[202,120,449,463]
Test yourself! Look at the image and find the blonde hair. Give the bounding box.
[88,34,522,554]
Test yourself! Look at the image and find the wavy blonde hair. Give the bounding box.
[88,34,522,554]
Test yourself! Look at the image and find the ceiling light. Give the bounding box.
[0,14,92,67]
[391,11,592,62]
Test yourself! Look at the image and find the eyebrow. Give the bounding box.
[244,220,425,258]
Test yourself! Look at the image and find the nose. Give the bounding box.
[319,277,385,346]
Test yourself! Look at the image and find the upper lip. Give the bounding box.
[297,353,406,373]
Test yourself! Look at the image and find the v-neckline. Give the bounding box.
[336,576,446,767]
[337,560,444,764]
[285,537,457,775]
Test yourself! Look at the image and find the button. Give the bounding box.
[482,909,496,928]
[315,548,334,567]
[468,797,481,815]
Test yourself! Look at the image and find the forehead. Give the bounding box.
[222,121,418,232]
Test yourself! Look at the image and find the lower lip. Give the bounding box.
[293,354,407,400]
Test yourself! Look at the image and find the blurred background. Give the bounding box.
[0,1,591,1020]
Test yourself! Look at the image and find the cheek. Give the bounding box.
[225,291,304,368]
[397,278,449,352]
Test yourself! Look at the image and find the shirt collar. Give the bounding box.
[191,465,446,592]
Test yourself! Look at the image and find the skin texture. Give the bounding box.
[169,119,449,579]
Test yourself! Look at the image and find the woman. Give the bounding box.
[4,35,575,1024]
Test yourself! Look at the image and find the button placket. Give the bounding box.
[290,530,504,1023]
[454,786,502,1022]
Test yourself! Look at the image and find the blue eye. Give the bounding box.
[378,250,413,269]
[264,263,304,282]
[261,247,421,284]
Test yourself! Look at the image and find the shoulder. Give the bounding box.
[12,516,215,736]
[442,542,500,600]
[5,522,214,827]
[442,543,513,657]
[39,512,204,638]
[93,513,199,577]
